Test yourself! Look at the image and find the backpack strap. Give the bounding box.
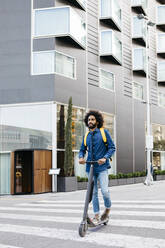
[84,131,90,148]
[100,128,107,146]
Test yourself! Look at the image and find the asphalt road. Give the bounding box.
[0,180,165,248]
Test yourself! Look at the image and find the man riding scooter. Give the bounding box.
[79,110,116,225]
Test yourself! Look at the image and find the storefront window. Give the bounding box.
[153,124,165,151]
[0,103,53,195]
[57,104,85,150]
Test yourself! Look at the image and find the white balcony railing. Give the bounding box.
[133,48,146,73]
[131,0,148,14]
[32,50,76,79]
[100,0,121,30]
[157,33,165,54]
[132,16,146,43]
[157,61,165,82]
[157,5,165,26]
[33,6,86,49]
[100,30,122,64]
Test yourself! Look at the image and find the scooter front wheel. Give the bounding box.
[79,222,88,237]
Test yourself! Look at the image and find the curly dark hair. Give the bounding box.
[84,110,104,128]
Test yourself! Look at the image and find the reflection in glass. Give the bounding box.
[131,0,147,9]
[33,7,86,48]
[100,0,121,29]
[157,61,165,82]
[100,30,122,64]
[100,69,114,91]
[132,16,146,40]
[33,50,76,78]
[152,123,165,151]
[157,6,165,24]
[133,82,143,100]
[133,48,146,71]
[0,104,52,152]
[57,105,85,150]
[157,34,165,53]
[158,91,165,107]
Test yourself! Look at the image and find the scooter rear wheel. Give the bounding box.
[79,222,88,237]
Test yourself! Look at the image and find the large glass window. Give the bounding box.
[100,68,115,91]
[57,105,85,150]
[158,91,165,107]
[157,34,165,53]
[157,5,165,24]
[132,16,146,41]
[100,0,121,30]
[133,48,146,72]
[153,124,165,152]
[0,103,53,195]
[57,104,85,177]
[157,61,165,82]
[32,50,76,78]
[133,82,143,100]
[33,7,86,48]
[100,30,122,64]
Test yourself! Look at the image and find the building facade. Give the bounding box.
[0,0,165,194]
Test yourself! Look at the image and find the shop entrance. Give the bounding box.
[14,151,33,194]
[10,149,52,194]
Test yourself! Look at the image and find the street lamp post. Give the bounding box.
[137,14,155,186]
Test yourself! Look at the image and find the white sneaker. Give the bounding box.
[92,215,100,225]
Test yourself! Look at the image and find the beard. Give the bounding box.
[88,123,97,129]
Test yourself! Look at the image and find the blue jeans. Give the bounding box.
[90,170,111,214]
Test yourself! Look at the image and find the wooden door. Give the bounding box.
[33,150,52,193]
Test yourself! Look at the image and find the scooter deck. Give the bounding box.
[87,216,109,227]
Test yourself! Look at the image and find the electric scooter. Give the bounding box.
[78,160,109,237]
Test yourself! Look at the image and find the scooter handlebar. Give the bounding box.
[86,161,98,164]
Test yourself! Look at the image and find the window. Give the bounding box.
[100,30,122,64]
[157,5,165,25]
[132,16,146,43]
[158,91,165,107]
[133,48,146,73]
[133,82,143,100]
[33,7,86,49]
[157,33,165,54]
[157,61,165,82]
[100,69,115,91]
[131,0,148,13]
[32,50,76,79]
[100,0,122,30]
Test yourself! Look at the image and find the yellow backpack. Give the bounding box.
[84,128,107,149]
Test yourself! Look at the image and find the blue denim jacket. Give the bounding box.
[79,128,116,174]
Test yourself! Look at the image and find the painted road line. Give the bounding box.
[0,224,165,248]
[0,245,22,248]
[1,213,165,230]
[39,200,165,204]
[17,203,165,209]
[2,207,165,216]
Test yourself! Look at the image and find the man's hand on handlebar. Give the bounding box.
[79,157,86,164]
[98,158,106,165]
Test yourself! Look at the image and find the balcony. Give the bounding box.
[133,48,146,76]
[131,0,147,15]
[132,16,146,45]
[156,0,165,3]
[32,50,76,79]
[67,0,86,10]
[157,34,165,58]
[100,0,122,31]
[100,30,122,65]
[33,6,86,49]
[157,5,165,31]
[157,61,165,82]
